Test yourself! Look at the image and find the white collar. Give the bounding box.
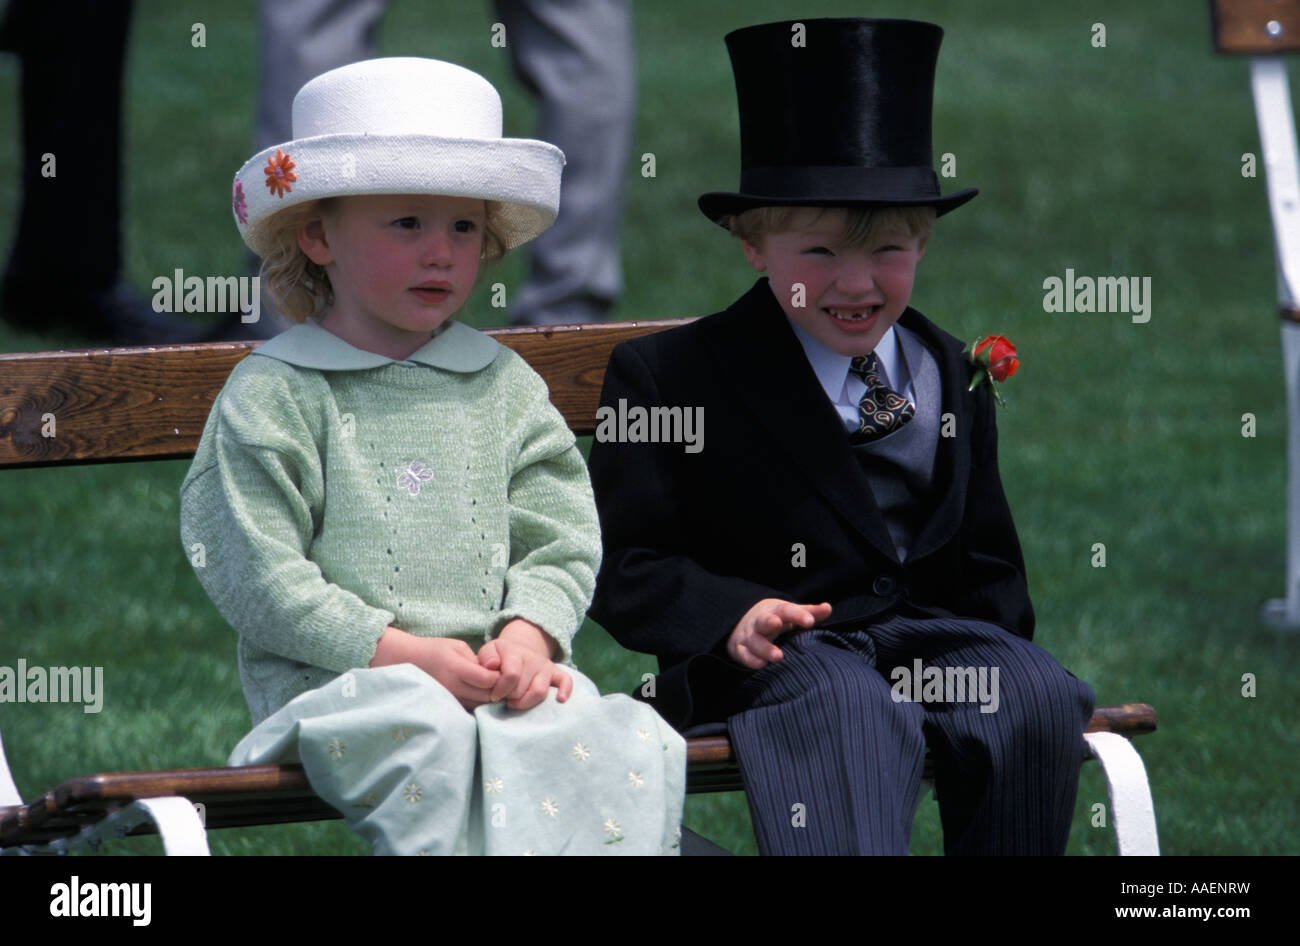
[250,318,500,372]
[785,315,907,404]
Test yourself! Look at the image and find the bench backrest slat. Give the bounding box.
[0,320,688,469]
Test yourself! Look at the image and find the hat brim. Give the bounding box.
[697,187,978,227]
[234,133,565,257]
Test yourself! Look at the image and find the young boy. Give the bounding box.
[587,18,1095,855]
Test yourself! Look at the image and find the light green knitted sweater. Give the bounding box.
[179,319,602,726]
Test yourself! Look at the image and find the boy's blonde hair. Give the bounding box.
[727,204,936,250]
[259,197,511,323]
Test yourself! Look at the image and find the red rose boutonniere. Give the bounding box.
[964,334,1019,407]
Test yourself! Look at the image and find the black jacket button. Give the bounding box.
[873,574,896,596]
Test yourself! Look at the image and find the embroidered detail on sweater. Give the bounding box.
[396,459,434,496]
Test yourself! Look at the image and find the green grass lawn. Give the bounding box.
[1,0,1298,855]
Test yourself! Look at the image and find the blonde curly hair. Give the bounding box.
[257,197,510,323]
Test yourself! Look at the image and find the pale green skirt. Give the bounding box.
[228,663,685,855]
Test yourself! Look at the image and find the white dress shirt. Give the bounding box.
[786,316,915,432]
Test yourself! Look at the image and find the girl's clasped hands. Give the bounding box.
[370,619,571,712]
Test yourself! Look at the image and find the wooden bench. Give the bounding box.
[0,322,1159,855]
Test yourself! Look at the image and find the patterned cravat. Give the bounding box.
[849,351,915,443]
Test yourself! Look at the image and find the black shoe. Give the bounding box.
[200,259,289,342]
[2,277,209,346]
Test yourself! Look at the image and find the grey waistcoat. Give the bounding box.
[850,324,942,562]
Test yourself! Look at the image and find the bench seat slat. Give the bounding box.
[0,321,687,468]
[0,704,1155,848]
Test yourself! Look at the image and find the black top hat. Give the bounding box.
[698,18,977,225]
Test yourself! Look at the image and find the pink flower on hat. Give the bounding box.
[232,181,248,224]
[264,149,297,198]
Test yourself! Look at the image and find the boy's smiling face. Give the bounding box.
[741,207,928,358]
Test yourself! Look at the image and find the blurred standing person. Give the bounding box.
[0,0,205,344]
[493,0,635,326]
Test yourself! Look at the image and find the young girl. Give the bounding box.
[180,57,684,855]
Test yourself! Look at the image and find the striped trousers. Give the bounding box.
[726,615,1095,855]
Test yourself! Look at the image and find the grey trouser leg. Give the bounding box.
[493,0,635,325]
[256,0,387,150]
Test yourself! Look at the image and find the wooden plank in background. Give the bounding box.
[1211,0,1300,54]
[0,319,689,469]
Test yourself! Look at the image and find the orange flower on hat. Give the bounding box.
[263,148,297,198]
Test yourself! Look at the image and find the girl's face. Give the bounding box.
[298,194,486,360]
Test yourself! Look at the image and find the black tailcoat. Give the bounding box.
[588,279,1034,729]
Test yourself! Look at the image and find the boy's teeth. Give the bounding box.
[828,307,874,321]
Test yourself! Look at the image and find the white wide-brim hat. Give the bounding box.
[231,57,565,258]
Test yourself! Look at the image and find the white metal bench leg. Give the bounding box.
[1251,56,1300,631]
[1,727,209,855]
[2,795,212,856]
[1083,731,1159,855]
[0,729,23,807]
[123,797,211,855]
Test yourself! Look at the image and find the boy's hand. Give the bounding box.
[479,618,573,710]
[727,599,833,670]
[371,626,502,711]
